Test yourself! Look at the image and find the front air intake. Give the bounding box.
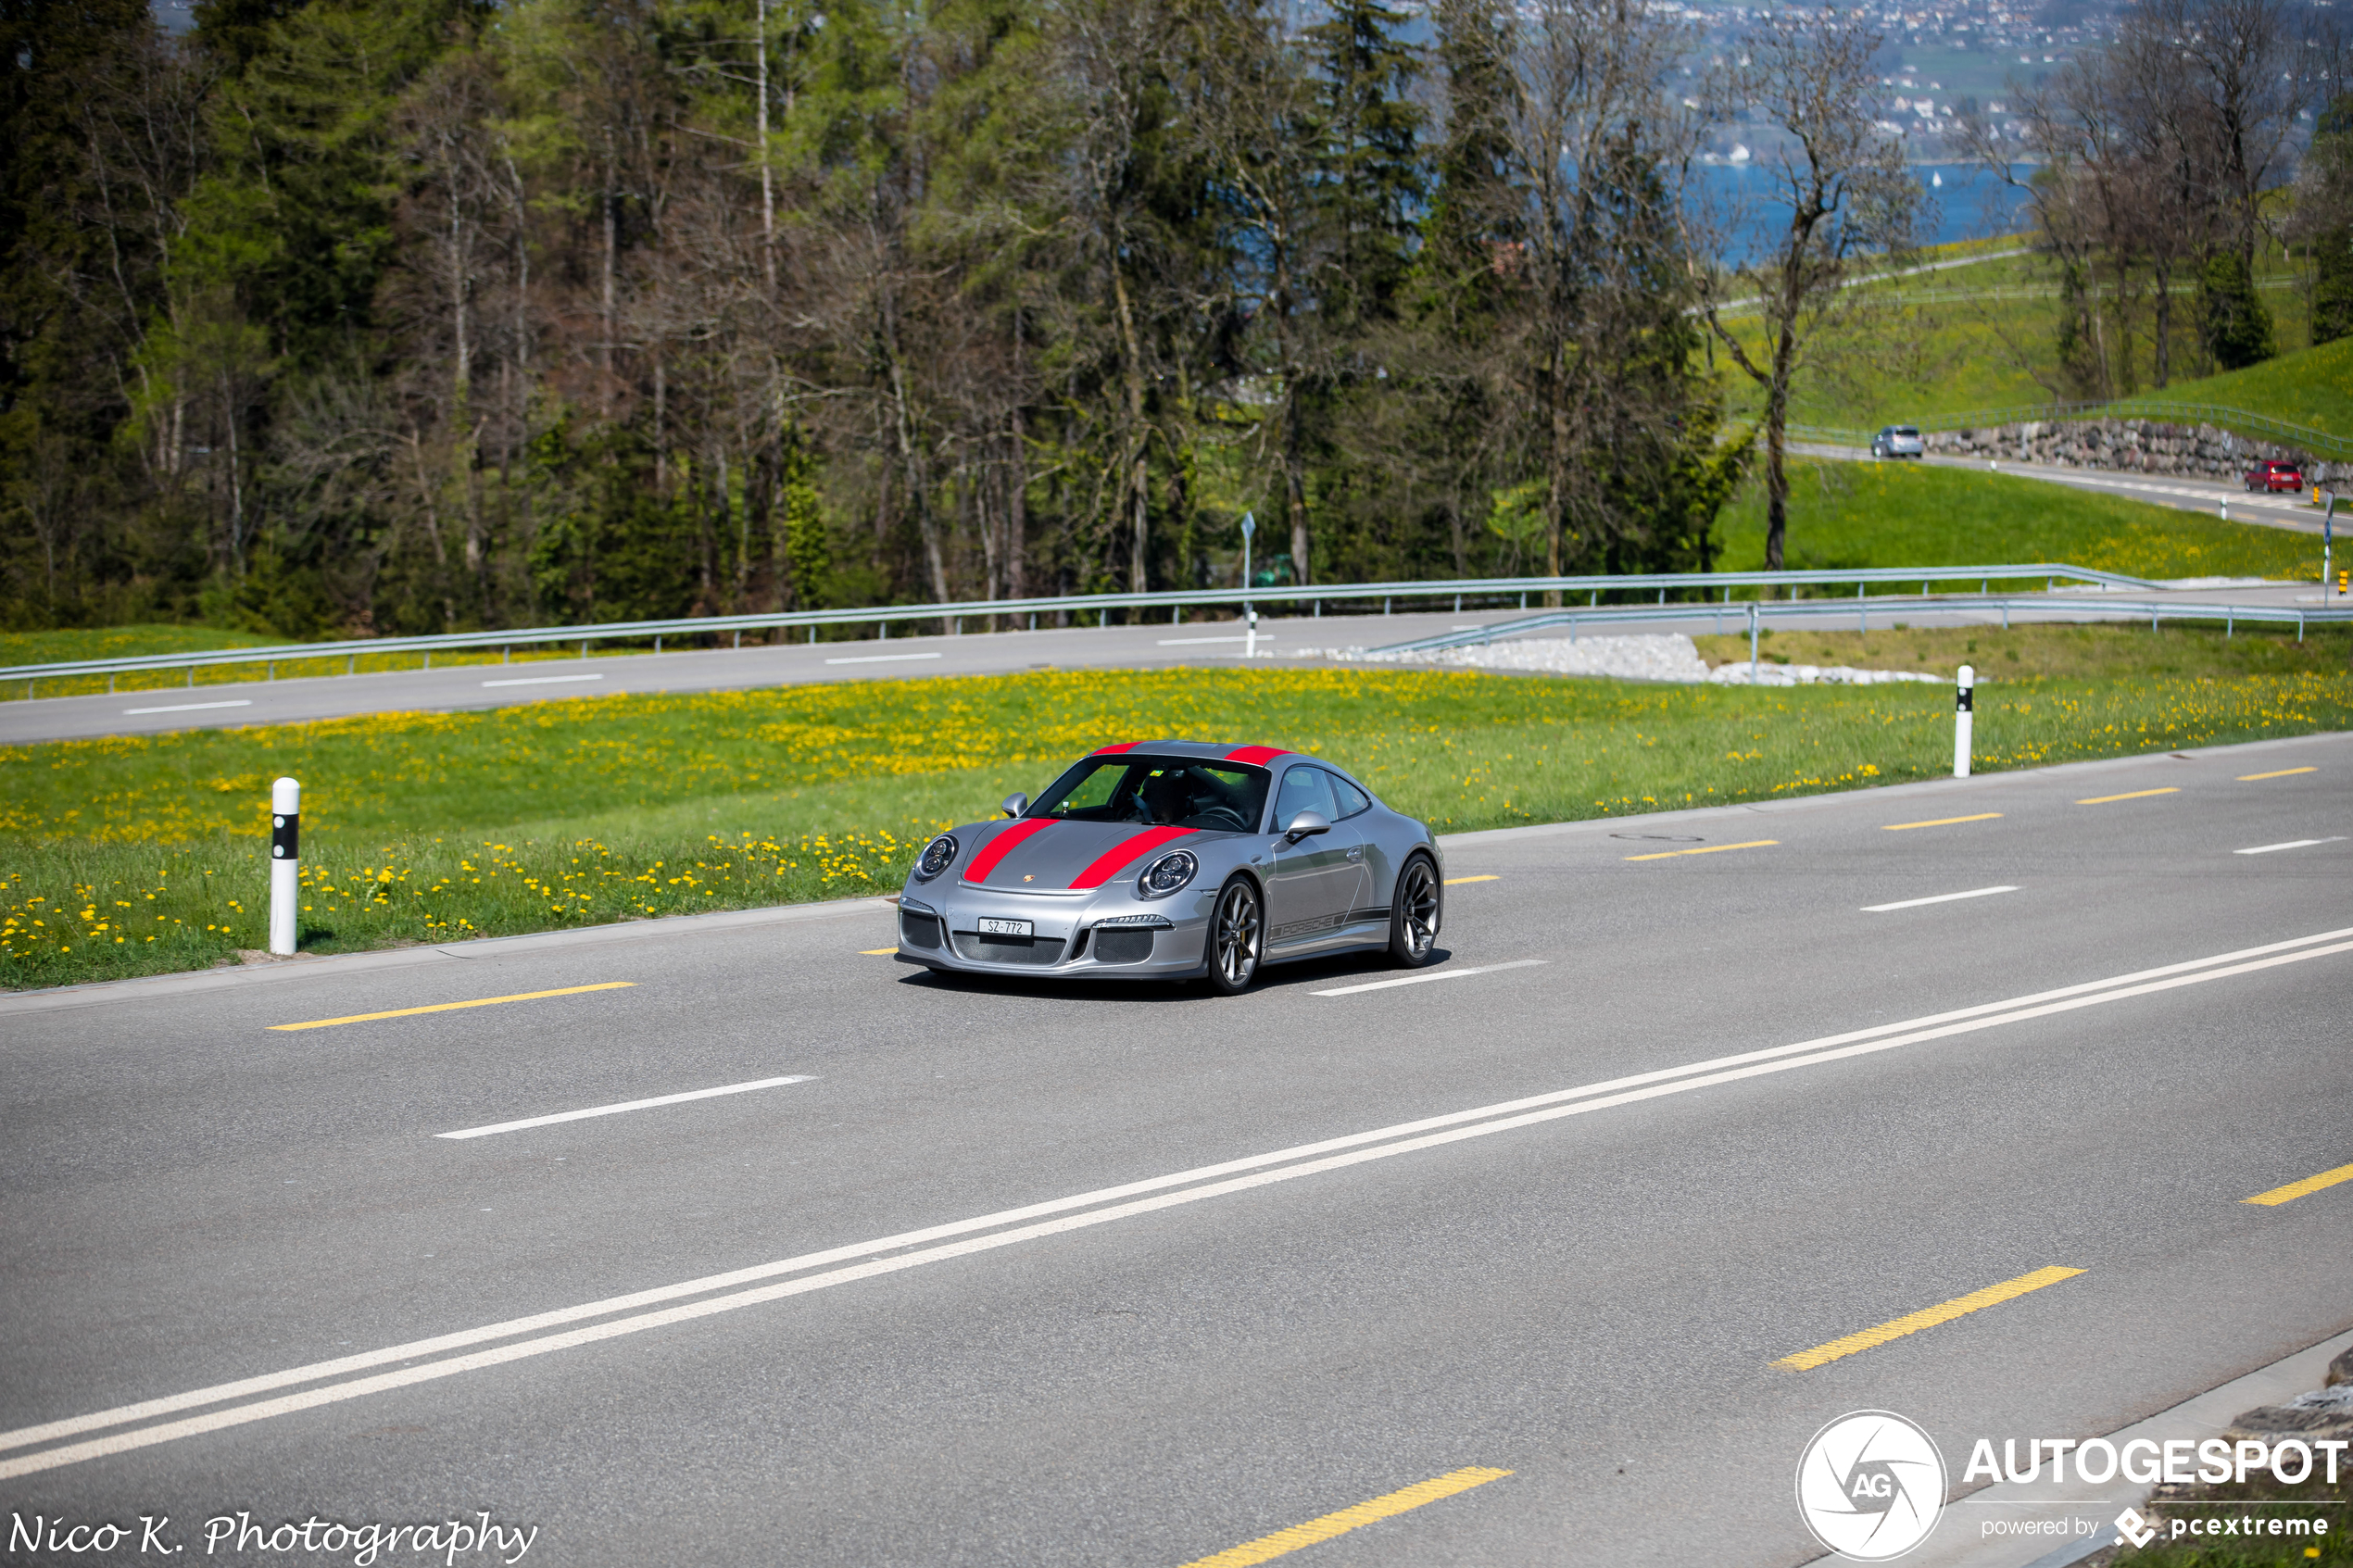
[1092,928,1154,964]
[900,909,942,949]
[950,931,1066,966]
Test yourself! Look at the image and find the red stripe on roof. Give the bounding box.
[1091,741,1144,756]
[964,818,1055,882]
[1067,826,1193,890]
[1223,745,1286,766]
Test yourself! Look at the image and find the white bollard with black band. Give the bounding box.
[1953,665,1974,779]
[269,776,300,956]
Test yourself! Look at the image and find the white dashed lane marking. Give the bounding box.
[1862,886,2020,913]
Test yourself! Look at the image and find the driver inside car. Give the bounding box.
[1127,769,1193,825]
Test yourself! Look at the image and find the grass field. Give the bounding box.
[1716,460,2328,580]
[1717,236,2327,439]
[2115,333,2353,445]
[6,655,2348,990]
[1694,621,2353,681]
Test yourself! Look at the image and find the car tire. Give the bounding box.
[1387,853,1442,968]
[1203,876,1263,996]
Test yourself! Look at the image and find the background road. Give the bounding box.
[2,733,2347,1566]
[7,576,2341,746]
[1801,440,2347,537]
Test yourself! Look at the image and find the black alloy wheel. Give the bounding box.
[1388,854,1441,967]
[1204,877,1263,996]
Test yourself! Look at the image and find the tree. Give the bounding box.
[1693,6,1917,574]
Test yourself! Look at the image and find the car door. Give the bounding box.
[1322,769,1384,927]
[1264,764,1365,947]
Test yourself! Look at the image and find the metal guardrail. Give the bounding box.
[0,564,2170,695]
[1791,401,2353,461]
[1366,593,2353,658]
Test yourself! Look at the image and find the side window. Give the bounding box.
[1272,765,1337,828]
[1324,771,1371,820]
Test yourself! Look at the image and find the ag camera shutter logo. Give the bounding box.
[1795,1411,1948,1560]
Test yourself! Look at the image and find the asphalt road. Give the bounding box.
[3,734,2347,1566]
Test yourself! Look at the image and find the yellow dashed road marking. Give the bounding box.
[1774,1267,2085,1371]
[271,983,635,1032]
[1174,1467,1514,1568]
[1624,840,1778,862]
[2243,1161,2353,1207]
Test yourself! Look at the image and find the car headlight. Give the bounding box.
[1137,849,1198,898]
[913,834,959,882]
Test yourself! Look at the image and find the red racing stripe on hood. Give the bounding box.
[1091,741,1143,756]
[1067,826,1193,890]
[965,818,1055,882]
[1224,745,1286,765]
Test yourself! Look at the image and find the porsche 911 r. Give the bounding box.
[893,741,1444,993]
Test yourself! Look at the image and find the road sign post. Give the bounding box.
[1240,512,1257,660]
[269,777,300,956]
[1954,667,1975,779]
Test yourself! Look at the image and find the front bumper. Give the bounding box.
[893,887,1216,979]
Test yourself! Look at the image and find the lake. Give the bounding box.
[1695,161,2035,263]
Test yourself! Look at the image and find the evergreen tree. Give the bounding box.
[2198,250,2273,371]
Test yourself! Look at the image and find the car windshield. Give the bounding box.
[1030,756,1270,834]
[1894,426,1920,437]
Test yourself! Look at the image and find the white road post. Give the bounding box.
[269,776,300,956]
[1953,666,1975,779]
[2324,495,2334,595]
[1240,511,1257,659]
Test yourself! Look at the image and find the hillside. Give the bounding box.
[1714,459,2325,581]
[1717,236,2323,442]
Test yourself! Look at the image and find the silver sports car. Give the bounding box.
[893,740,1444,993]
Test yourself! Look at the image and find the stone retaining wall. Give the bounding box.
[1920,418,2350,489]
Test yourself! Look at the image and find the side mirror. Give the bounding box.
[1282,809,1331,842]
[1001,793,1029,819]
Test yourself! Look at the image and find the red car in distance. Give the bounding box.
[2244,459,2305,493]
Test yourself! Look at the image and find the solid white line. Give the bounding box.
[1312,960,1547,997]
[435,1075,815,1139]
[1155,635,1271,646]
[824,652,943,665]
[1863,885,2020,912]
[480,673,604,689]
[121,699,254,715]
[2234,838,2346,856]
[8,924,2351,1476]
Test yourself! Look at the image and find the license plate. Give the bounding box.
[976,917,1034,938]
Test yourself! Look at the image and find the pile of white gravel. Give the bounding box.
[1325,633,1944,687]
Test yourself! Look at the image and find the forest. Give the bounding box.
[0,0,2330,637]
